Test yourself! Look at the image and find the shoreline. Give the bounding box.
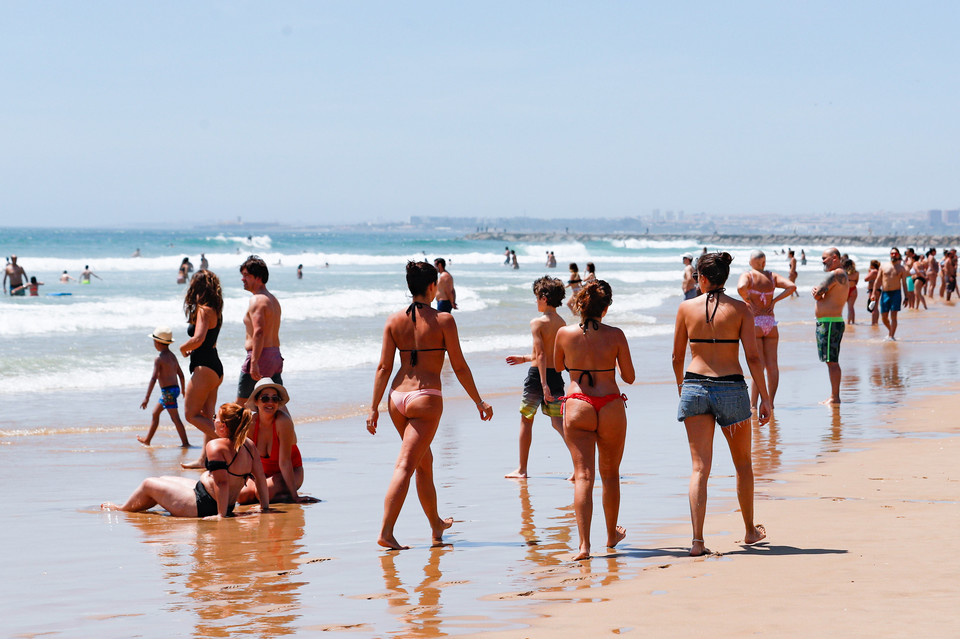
[464,231,960,248]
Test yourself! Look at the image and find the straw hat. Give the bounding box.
[150,326,174,344]
[246,377,290,408]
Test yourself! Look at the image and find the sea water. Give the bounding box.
[0,227,909,432]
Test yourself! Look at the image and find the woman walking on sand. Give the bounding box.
[673,252,770,557]
[736,250,795,409]
[554,280,635,560]
[367,261,493,550]
[844,258,862,322]
[180,270,224,468]
[864,259,881,325]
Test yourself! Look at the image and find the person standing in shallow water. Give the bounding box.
[555,280,635,560]
[737,250,795,410]
[812,248,849,404]
[367,261,493,550]
[673,251,770,557]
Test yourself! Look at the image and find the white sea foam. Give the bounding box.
[208,233,273,250]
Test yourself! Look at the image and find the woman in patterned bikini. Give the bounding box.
[737,250,796,409]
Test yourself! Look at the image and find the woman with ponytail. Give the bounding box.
[102,403,271,519]
[554,280,635,560]
[673,252,770,556]
[367,261,493,550]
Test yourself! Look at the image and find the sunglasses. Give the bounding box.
[257,394,281,403]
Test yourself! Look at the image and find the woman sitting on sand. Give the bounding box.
[102,403,271,518]
[673,252,770,557]
[180,270,224,469]
[736,250,796,409]
[554,280,635,560]
[238,378,305,504]
[367,261,493,550]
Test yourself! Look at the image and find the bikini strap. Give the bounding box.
[705,287,725,323]
[405,301,427,366]
[579,318,600,334]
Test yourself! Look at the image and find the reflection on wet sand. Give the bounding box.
[752,414,782,479]
[379,546,451,638]
[128,506,308,638]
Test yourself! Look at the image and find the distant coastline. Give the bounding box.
[463,231,960,248]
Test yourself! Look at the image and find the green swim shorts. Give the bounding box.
[816,317,845,363]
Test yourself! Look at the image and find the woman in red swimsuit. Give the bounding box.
[238,378,305,504]
[554,280,635,560]
[367,261,493,550]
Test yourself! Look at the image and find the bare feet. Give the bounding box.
[181,460,205,469]
[100,502,121,511]
[819,397,841,405]
[566,473,575,482]
[606,525,627,548]
[179,442,192,448]
[689,538,708,557]
[431,517,454,543]
[137,436,151,446]
[377,536,410,551]
[504,469,528,479]
[744,524,767,545]
[572,545,590,561]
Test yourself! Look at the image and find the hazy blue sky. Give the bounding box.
[2,1,958,227]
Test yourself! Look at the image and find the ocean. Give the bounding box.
[0,227,902,433]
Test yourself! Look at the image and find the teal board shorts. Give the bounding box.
[816,317,845,363]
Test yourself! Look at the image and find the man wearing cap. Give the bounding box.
[3,255,28,296]
[237,255,284,403]
[681,254,697,300]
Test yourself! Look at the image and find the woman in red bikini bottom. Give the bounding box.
[554,280,635,560]
[673,251,771,557]
[367,261,493,550]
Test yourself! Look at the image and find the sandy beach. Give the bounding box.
[6,291,960,637]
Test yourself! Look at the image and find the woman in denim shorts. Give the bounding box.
[672,252,771,557]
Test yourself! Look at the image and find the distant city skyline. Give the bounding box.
[2,2,959,228]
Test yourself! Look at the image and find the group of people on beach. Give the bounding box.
[103,256,305,519]
[3,255,100,296]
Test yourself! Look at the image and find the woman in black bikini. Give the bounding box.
[180,270,224,469]
[672,252,770,557]
[367,261,493,550]
[102,403,271,518]
[554,280,635,560]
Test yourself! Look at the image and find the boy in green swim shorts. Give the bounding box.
[504,277,569,479]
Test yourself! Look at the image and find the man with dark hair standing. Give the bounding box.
[812,248,849,404]
[237,255,284,402]
[871,247,909,341]
[434,258,457,313]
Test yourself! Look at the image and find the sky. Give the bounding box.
[2,1,959,227]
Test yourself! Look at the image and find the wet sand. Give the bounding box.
[4,300,960,637]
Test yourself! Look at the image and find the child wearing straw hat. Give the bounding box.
[138,326,190,447]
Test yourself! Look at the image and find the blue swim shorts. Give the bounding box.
[159,385,180,409]
[880,289,902,313]
[436,299,453,313]
[676,372,751,427]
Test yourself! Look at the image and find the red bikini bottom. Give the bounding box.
[560,392,628,413]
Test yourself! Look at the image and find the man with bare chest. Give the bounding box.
[237,255,283,402]
[871,247,909,340]
[811,248,849,404]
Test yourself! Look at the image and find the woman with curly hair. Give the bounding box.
[554,280,635,560]
[180,270,224,468]
[673,252,770,557]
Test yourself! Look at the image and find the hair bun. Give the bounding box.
[719,252,733,265]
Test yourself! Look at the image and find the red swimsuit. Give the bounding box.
[252,415,302,476]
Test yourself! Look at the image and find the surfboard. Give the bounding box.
[48,292,73,296]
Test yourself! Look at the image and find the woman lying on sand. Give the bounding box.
[673,252,770,557]
[367,261,493,550]
[102,403,271,518]
[554,280,634,560]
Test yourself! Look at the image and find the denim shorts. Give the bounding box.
[677,373,751,427]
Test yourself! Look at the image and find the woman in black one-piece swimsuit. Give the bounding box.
[180,270,225,469]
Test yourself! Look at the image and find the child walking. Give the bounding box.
[139,326,190,447]
[505,276,569,478]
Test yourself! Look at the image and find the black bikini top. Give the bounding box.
[567,318,614,384]
[689,287,738,344]
[399,301,445,366]
[205,446,253,480]
[579,318,600,334]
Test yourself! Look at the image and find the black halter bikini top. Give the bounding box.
[689,288,739,344]
[398,301,446,366]
[205,446,253,480]
[565,318,615,386]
